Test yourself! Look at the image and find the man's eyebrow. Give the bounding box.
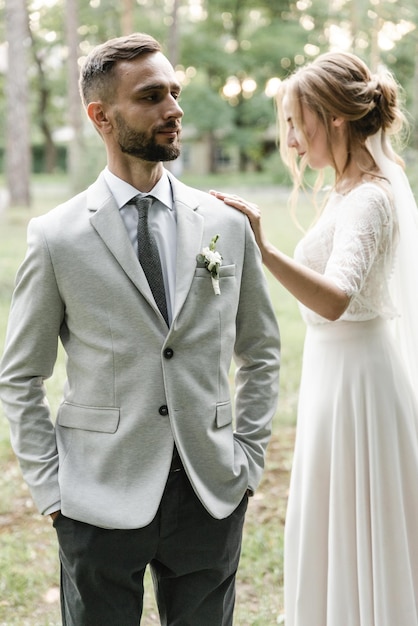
[136,82,181,93]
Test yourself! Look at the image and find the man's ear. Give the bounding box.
[87,101,113,134]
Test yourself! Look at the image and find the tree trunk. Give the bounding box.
[5,0,31,207]
[65,0,85,193]
[208,132,218,174]
[167,0,181,67]
[30,29,58,173]
[121,0,135,35]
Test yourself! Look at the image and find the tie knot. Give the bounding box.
[132,195,153,217]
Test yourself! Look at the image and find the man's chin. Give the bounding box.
[163,152,181,162]
[157,146,181,162]
[119,141,180,162]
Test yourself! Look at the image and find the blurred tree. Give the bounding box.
[167,0,181,66]
[29,26,58,173]
[5,0,31,206]
[65,0,85,193]
[292,0,418,146]
[179,0,299,171]
[121,0,135,35]
[179,78,235,173]
[1,0,417,180]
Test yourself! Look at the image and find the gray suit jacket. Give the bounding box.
[0,170,280,529]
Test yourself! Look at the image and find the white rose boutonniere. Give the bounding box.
[197,234,223,295]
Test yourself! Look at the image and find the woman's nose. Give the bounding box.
[287,129,297,148]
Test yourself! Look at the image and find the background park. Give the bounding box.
[1,0,418,624]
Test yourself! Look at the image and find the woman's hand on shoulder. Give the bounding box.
[209,190,265,248]
[210,189,261,223]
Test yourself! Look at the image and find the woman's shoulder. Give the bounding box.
[338,179,393,215]
[329,180,395,238]
[346,178,392,204]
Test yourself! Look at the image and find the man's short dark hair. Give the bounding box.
[79,32,162,107]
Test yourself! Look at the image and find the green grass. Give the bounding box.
[0,172,307,625]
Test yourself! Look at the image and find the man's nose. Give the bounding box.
[166,96,183,119]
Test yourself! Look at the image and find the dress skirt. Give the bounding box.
[284,318,418,626]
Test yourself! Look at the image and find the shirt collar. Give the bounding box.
[103,167,174,211]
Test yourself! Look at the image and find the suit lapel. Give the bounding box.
[169,175,204,320]
[86,171,206,324]
[87,174,156,306]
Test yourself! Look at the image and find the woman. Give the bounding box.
[211,52,418,625]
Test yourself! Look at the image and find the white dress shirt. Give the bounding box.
[103,167,177,325]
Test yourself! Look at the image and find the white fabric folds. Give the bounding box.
[367,130,418,388]
[284,131,418,626]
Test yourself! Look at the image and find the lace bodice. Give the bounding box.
[294,182,398,325]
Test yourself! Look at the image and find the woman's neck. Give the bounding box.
[334,148,381,195]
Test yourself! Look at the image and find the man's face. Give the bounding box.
[109,52,183,162]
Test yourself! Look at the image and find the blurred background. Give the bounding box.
[1,0,418,208]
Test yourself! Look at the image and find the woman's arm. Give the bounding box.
[210,190,350,321]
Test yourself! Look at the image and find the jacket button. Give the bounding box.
[159,405,169,416]
[163,348,174,359]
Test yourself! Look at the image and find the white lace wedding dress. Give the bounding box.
[284,183,418,625]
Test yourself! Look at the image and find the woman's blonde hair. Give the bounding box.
[277,51,407,209]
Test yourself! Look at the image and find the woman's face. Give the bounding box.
[283,94,332,170]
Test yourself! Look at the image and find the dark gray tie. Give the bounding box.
[133,195,169,326]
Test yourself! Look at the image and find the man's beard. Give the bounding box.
[114,112,181,162]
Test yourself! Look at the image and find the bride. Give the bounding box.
[212,51,418,625]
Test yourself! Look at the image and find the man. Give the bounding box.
[0,33,280,625]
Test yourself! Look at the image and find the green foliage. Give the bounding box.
[180,80,235,134]
[2,0,418,171]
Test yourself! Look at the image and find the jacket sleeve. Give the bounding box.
[233,218,281,492]
[0,217,64,514]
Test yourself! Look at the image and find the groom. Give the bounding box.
[0,33,280,625]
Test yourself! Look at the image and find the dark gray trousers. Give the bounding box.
[54,468,248,626]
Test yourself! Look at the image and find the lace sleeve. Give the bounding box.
[325,185,393,297]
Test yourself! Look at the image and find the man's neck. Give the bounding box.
[107,157,164,194]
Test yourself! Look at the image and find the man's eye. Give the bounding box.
[140,92,161,102]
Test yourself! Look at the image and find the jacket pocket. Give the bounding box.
[216,401,233,428]
[194,264,236,277]
[57,402,120,433]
